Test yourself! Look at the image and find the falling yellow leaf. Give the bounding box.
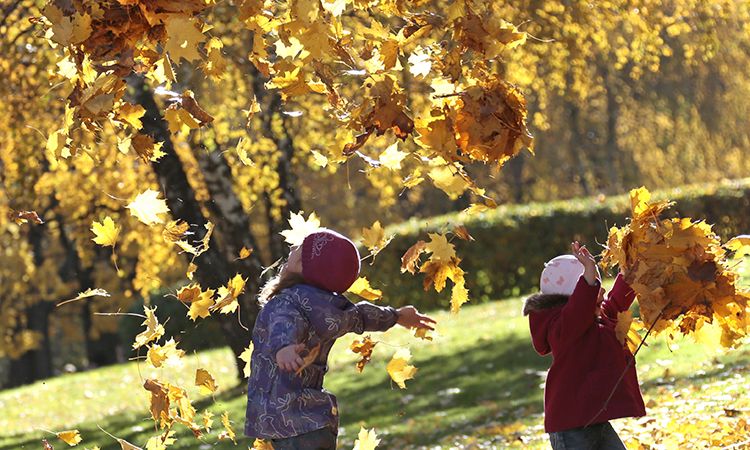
[145,431,175,450]
[218,412,236,443]
[91,216,120,247]
[252,439,274,450]
[211,274,246,314]
[387,348,417,389]
[57,288,110,307]
[203,410,214,432]
[195,368,218,395]
[429,165,469,199]
[162,220,189,243]
[408,46,432,78]
[361,221,391,256]
[280,211,321,245]
[238,247,253,260]
[353,427,380,450]
[401,240,428,274]
[147,339,184,368]
[239,344,253,378]
[188,289,215,321]
[311,150,329,168]
[414,328,433,341]
[117,103,146,129]
[127,189,170,226]
[379,142,408,170]
[56,430,82,446]
[133,306,165,349]
[347,277,383,301]
[350,335,377,372]
[425,233,456,262]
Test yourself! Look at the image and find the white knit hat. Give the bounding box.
[540,255,585,296]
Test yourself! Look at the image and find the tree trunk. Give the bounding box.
[8,226,54,387]
[132,76,265,382]
[600,64,622,193]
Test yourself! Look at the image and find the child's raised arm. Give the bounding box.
[600,272,637,321]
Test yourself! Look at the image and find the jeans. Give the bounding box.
[271,427,338,450]
[549,422,626,450]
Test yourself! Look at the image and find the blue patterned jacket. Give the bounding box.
[244,283,398,439]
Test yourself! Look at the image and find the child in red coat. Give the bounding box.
[523,242,645,449]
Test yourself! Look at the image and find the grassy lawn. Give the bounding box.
[1,268,749,449]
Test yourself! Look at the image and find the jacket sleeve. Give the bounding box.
[266,297,310,356]
[600,273,637,322]
[347,301,399,334]
[550,276,601,349]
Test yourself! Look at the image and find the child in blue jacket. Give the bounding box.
[244,229,435,449]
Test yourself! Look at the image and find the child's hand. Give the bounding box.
[571,241,600,286]
[396,306,437,330]
[276,343,306,372]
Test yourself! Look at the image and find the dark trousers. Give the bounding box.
[549,422,626,450]
[272,427,337,450]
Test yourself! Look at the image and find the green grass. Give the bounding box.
[1,271,749,449]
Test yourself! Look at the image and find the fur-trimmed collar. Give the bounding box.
[522,292,568,316]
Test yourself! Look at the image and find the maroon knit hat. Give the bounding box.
[301,229,361,293]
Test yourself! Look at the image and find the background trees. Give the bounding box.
[1,0,749,388]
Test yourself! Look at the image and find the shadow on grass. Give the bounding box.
[333,334,549,447]
[1,335,549,450]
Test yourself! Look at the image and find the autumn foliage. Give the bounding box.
[602,187,750,347]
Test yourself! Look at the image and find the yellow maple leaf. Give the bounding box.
[57,288,111,308]
[238,246,254,260]
[203,410,214,432]
[164,16,206,63]
[350,335,377,373]
[252,439,274,450]
[56,430,82,446]
[311,150,329,168]
[133,306,165,349]
[401,240,427,274]
[414,328,433,341]
[127,189,170,226]
[726,235,750,259]
[195,368,218,395]
[321,0,347,16]
[239,344,253,378]
[425,233,456,262]
[117,103,146,130]
[218,412,236,443]
[408,46,432,78]
[450,276,470,314]
[429,166,469,199]
[353,427,380,450]
[347,277,383,301]
[361,221,391,255]
[211,274,246,314]
[147,339,184,368]
[387,348,417,389]
[91,216,120,247]
[280,211,321,245]
[188,289,215,321]
[145,431,175,450]
[379,142,408,170]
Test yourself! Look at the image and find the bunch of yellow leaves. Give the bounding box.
[601,187,750,347]
[402,232,469,313]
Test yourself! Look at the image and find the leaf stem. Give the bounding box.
[584,302,669,428]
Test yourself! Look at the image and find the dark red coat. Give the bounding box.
[523,274,646,432]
